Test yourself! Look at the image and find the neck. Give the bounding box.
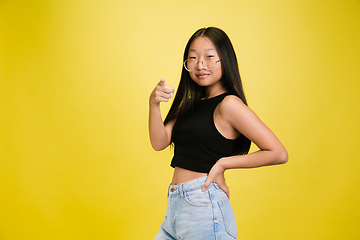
[203,84,227,99]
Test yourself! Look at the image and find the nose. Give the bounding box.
[196,60,206,70]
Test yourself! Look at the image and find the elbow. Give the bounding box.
[150,140,169,151]
[152,146,165,151]
[277,149,288,164]
[151,143,165,151]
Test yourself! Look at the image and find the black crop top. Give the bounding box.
[170,92,239,173]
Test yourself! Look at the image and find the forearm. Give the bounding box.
[148,102,171,151]
[218,148,288,170]
[148,78,175,151]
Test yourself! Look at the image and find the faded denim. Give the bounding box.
[154,176,237,240]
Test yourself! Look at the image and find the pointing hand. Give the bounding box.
[150,78,175,104]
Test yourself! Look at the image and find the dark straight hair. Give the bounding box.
[164,27,251,155]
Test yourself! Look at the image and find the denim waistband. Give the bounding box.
[167,176,219,197]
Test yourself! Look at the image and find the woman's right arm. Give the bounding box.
[149,78,175,151]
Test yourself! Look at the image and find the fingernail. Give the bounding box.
[170,93,173,99]
[201,187,206,192]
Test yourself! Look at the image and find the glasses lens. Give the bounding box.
[204,58,216,70]
[184,59,196,71]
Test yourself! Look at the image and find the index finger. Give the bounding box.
[158,78,165,86]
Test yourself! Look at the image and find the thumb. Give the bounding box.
[158,78,165,86]
[201,180,211,192]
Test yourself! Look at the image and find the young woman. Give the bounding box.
[149,27,288,240]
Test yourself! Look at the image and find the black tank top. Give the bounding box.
[170,92,239,173]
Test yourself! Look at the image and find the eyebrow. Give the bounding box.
[189,48,215,52]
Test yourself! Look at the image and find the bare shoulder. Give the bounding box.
[218,94,258,127]
[219,95,248,114]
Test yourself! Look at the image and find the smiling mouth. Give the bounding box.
[197,74,209,79]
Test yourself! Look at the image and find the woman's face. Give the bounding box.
[187,37,223,90]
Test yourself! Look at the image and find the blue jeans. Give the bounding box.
[154,176,237,240]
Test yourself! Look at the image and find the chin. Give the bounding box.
[193,80,209,87]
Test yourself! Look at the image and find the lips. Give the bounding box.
[196,74,209,79]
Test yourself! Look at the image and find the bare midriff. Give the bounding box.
[171,167,208,185]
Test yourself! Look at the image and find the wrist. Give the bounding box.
[217,158,228,171]
[149,99,160,107]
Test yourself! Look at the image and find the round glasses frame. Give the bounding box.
[183,58,221,72]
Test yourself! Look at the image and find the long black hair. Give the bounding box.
[164,27,251,155]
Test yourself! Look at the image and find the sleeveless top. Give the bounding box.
[170,92,239,173]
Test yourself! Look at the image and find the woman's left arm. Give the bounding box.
[202,96,288,197]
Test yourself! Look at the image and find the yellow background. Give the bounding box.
[1,0,359,239]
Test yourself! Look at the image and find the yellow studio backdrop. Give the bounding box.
[0,0,359,239]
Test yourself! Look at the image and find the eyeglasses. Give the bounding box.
[183,58,221,72]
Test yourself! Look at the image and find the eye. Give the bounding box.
[189,56,196,59]
[207,55,215,58]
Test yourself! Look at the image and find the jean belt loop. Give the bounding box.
[167,183,171,196]
[179,184,184,198]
